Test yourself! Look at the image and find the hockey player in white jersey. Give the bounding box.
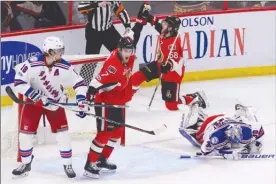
[12,36,88,178]
[179,99,264,160]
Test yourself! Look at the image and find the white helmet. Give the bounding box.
[43,36,65,55]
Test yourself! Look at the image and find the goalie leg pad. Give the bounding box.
[139,61,160,82]
[179,128,201,148]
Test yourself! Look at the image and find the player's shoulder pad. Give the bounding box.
[27,54,45,67]
[60,59,71,66]
[54,59,71,70]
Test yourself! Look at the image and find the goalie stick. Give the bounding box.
[180,152,275,160]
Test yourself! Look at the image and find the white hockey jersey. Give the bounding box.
[201,115,264,156]
[13,54,87,110]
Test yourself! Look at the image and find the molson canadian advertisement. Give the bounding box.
[136,11,275,72]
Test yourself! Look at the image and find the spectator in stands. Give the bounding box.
[1,1,23,32]
[15,1,66,29]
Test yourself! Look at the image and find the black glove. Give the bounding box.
[136,3,151,25]
[160,60,173,74]
[86,86,98,103]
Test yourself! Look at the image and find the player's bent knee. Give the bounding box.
[56,131,71,147]
[165,101,179,111]
[94,131,111,145]
[110,127,124,139]
[140,61,160,82]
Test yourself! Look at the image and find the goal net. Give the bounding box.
[1,54,126,162]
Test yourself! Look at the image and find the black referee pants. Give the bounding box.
[85,24,122,54]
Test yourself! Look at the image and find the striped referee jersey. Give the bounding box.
[78,1,131,31]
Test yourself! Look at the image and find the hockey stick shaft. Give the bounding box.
[7,87,166,135]
[148,78,161,110]
[180,153,275,160]
[6,86,127,108]
[85,112,167,135]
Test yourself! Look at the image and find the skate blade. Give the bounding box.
[12,172,29,179]
[83,171,99,179]
[100,169,116,174]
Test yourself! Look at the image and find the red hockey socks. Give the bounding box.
[180,95,194,105]
[101,127,123,159]
[101,139,117,159]
[88,132,109,162]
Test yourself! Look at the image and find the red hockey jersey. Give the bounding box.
[157,36,184,83]
[93,49,135,105]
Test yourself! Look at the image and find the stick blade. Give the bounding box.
[5,86,33,104]
[152,124,167,135]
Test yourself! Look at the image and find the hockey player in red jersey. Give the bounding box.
[83,4,151,179]
[84,36,135,179]
[132,6,207,111]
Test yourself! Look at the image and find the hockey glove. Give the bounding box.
[160,59,173,74]
[76,100,89,118]
[136,3,151,25]
[86,86,98,103]
[28,89,43,102]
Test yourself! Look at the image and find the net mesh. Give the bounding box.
[1,55,110,161]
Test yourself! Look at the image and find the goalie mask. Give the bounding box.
[117,37,134,64]
[225,124,243,144]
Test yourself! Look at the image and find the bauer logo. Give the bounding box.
[240,154,275,159]
[1,41,42,85]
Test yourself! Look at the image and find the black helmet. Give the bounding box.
[117,37,134,50]
[164,16,181,36]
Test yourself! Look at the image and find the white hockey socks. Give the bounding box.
[56,131,72,165]
[19,133,34,164]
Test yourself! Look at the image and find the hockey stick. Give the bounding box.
[51,102,167,135]
[86,112,167,135]
[148,29,181,110]
[7,86,167,135]
[6,85,128,108]
[180,152,275,160]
